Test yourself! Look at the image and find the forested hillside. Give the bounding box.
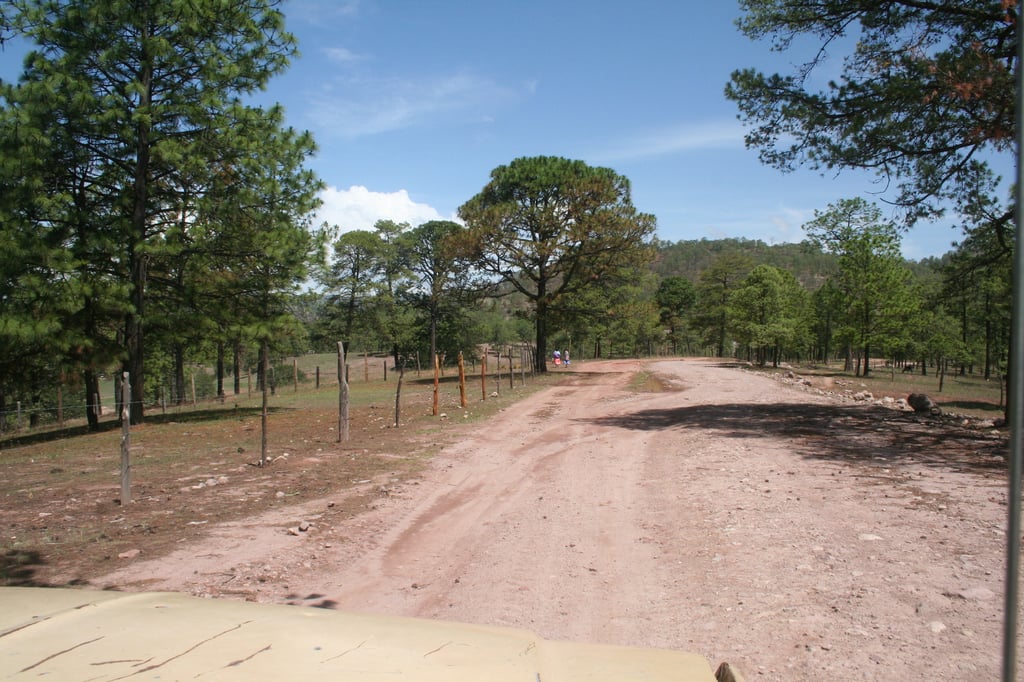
[651,237,837,289]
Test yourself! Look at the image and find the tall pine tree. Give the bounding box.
[3,0,319,423]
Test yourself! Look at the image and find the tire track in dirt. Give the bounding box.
[316,361,652,621]
[92,358,1017,679]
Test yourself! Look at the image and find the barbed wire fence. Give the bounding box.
[0,347,540,441]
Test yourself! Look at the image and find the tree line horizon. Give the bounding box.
[0,1,1015,428]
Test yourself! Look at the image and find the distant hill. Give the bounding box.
[651,237,946,289]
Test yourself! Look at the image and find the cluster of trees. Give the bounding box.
[2,5,659,437]
[0,0,1017,428]
[721,0,1016,394]
[311,190,1009,387]
[0,0,323,427]
[656,200,1010,384]
[312,156,658,374]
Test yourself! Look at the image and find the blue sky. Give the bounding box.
[3,1,1013,260]
[271,0,1010,260]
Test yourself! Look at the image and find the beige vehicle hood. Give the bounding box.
[0,587,739,681]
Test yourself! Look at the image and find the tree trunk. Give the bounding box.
[125,47,153,426]
[429,311,438,373]
[83,369,101,432]
[124,272,145,424]
[984,308,992,380]
[716,312,727,357]
[233,341,242,395]
[114,371,123,421]
[822,310,832,363]
[216,342,225,401]
[173,345,185,405]
[535,299,548,373]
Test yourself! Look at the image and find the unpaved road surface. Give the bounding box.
[97,358,1016,679]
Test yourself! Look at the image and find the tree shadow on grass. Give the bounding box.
[583,402,1007,476]
[0,406,284,449]
[941,399,1004,415]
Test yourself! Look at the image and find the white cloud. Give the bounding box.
[596,120,746,163]
[314,185,459,232]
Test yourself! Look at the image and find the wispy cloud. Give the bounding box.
[306,70,525,138]
[323,46,366,64]
[288,0,360,23]
[595,120,746,163]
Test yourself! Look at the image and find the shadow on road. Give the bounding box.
[583,402,1006,476]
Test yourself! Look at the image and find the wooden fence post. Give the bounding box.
[260,342,269,466]
[481,347,487,400]
[394,358,405,427]
[494,349,501,396]
[338,342,350,442]
[432,353,440,416]
[508,346,514,391]
[120,372,131,505]
[458,351,467,408]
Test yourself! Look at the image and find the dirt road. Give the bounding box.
[97,358,1016,679]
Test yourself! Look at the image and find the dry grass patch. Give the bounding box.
[1,367,566,587]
